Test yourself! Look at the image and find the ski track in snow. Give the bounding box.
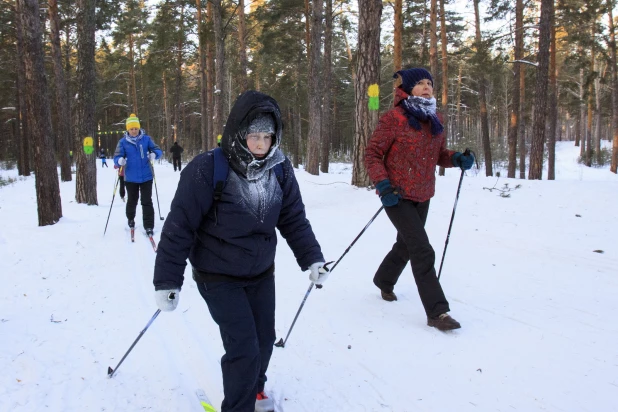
[2,143,618,412]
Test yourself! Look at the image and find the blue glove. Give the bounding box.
[452,152,474,170]
[375,179,401,207]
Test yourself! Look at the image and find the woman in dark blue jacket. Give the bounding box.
[153,91,328,412]
[113,114,162,235]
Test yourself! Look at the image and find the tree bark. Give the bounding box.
[474,0,492,176]
[608,0,618,173]
[392,0,402,103]
[129,33,139,114]
[196,0,208,152]
[320,0,333,173]
[528,0,552,180]
[508,0,523,178]
[49,0,72,182]
[15,1,30,177]
[207,0,215,148]
[213,0,226,136]
[352,0,382,187]
[438,0,448,176]
[237,0,249,91]
[173,4,185,145]
[306,0,323,175]
[18,0,63,224]
[547,6,557,180]
[75,0,98,205]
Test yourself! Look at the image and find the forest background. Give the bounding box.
[1,0,618,225]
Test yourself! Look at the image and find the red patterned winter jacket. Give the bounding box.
[365,88,456,202]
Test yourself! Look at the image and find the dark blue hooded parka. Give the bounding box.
[153,90,324,289]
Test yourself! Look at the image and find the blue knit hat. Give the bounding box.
[393,68,433,94]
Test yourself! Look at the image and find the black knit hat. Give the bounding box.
[393,68,433,94]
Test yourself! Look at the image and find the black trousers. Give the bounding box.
[173,157,182,171]
[373,199,450,318]
[125,180,154,229]
[119,175,125,198]
[197,275,276,412]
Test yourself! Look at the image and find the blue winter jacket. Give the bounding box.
[113,130,162,183]
[153,91,324,290]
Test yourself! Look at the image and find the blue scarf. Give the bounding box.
[399,96,444,136]
[124,129,144,145]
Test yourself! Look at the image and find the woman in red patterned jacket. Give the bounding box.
[365,67,474,331]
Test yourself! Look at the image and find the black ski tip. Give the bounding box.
[160,216,165,220]
[274,338,285,348]
[107,366,114,377]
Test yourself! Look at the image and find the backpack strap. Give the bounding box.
[212,147,229,201]
[273,162,284,186]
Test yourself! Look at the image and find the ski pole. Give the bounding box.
[275,205,384,348]
[103,166,122,235]
[149,161,165,220]
[108,308,161,378]
[437,148,471,281]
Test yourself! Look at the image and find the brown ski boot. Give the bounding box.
[427,313,461,331]
[380,290,398,302]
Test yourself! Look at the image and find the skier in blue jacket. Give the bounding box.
[153,91,328,412]
[113,114,162,235]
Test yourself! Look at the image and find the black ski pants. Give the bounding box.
[373,199,450,318]
[125,180,154,229]
[173,157,182,171]
[197,275,276,412]
[119,175,125,199]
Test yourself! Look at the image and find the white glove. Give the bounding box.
[117,157,126,166]
[308,262,329,285]
[155,289,180,311]
[148,152,157,161]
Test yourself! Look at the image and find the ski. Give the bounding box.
[130,227,135,242]
[196,389,216,412]
[148,235,157,252]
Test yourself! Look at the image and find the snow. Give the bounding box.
[1,141,617,412]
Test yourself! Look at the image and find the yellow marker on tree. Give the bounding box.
[83,136,94,155]
[368,83,379,111]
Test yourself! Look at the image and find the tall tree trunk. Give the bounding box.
[173,4,185,145]
[196,0,208,151]
[342,20,356,85]
[129,33,139,114]
[237,0,249,91]
[207,0,215,148]
[519,60,526,178]
[306,0,323,175]
[75,0,98,205]
[18,0,63,224]
[508,0,523,178]
[594,62,602,165]
[474,0,492,176]
[429,0,438,95]
[438,0,448,176]
[392,0,402,102]
[547,6,557,180]
[608,0,618,173]
[213,0,226,136]
[352,0,382,187]
[455,64,462,144]
[586,34,594,167]
[528,0,552,179]
[163,73,172,154]
[49,0,72,182]
[15,1,30,176]
[320,0,332,173]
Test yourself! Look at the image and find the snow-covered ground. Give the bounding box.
[1,141,617,412]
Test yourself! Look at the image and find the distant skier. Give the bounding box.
[365,67,474,331]
[153,91,327,412]
[113,113,162,235]
[100,148,108,168]
[169,141,184,172]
